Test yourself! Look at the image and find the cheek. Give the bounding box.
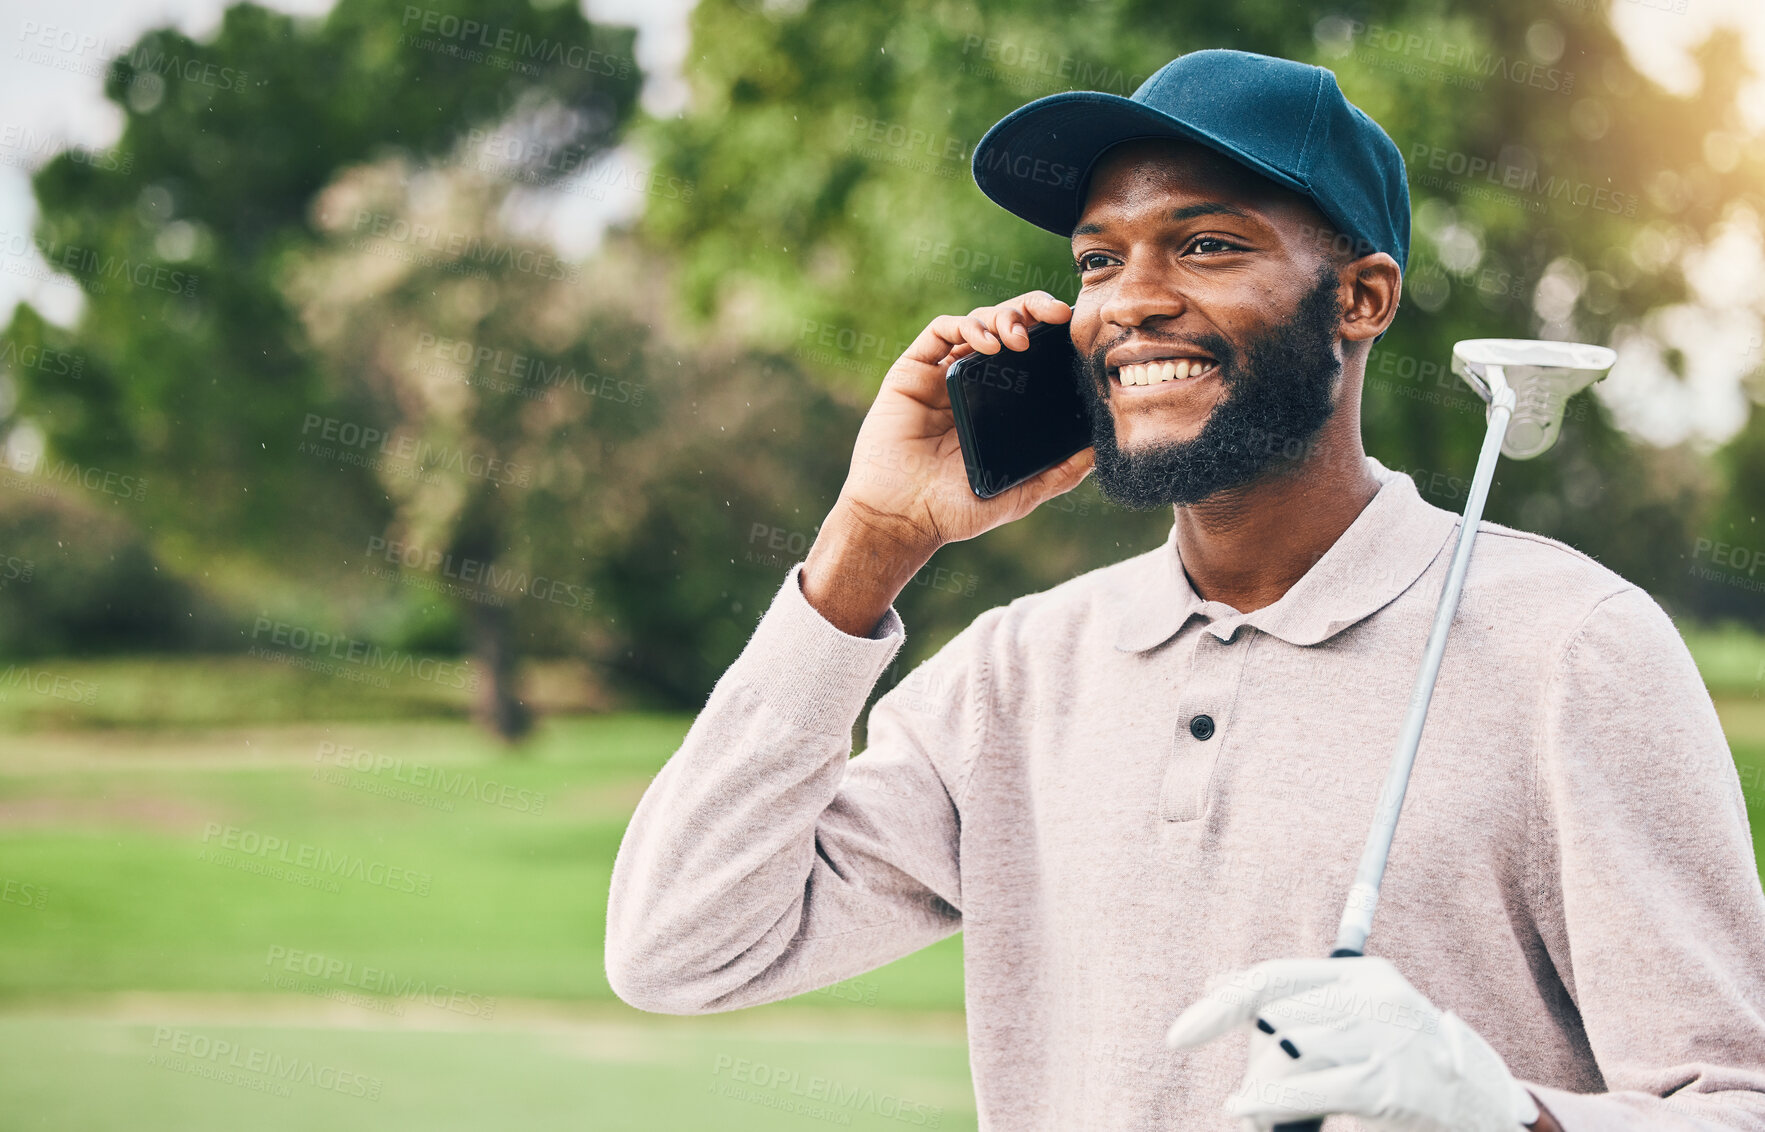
[1068,292,1105,353]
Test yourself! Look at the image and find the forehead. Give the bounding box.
[1074,137,1317,235]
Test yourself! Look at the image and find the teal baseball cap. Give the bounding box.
[971,49,1411,271]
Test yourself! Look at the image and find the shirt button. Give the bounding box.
[1190,714,1215,741]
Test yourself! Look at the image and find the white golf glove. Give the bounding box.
[1165,956,1541,1132]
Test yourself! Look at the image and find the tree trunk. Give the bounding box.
[467,599,532,744]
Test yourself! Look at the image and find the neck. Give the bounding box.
[1172,405,1380,615]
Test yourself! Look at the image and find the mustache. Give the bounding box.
[1083,330,1239,388]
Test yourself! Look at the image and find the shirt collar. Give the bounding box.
[1113,455,1461,652]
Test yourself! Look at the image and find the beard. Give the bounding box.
[1075,265,1345,509]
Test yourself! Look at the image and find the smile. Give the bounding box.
[1112,358,1219,387]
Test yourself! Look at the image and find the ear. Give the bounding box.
[1337,253,1403,345]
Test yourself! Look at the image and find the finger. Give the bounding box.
[1019,290,1072,326]
[900,315,992,369]
[956,314,1003,355]
[1165,959,1355,1050]
[993,307,1031,351]
[1016,447,1094,506]
[1222,1060,1379,1126]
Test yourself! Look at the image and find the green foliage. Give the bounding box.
[642,0,1765,638]
[0,490,219,658]
[5,0,640,575]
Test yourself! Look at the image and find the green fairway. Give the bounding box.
[0,708,974,1129]
[0,661,1761,1130]
[0,1005,975,1131]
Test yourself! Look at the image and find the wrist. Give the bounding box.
[800,505,936,638]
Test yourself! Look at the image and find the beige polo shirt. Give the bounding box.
[606,454,1765,1131]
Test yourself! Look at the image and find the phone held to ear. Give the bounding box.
[945,321,1092,500]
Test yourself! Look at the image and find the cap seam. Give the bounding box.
[1293,70,1327,182]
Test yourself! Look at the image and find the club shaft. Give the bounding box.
[1273,374,1516,1132]
[1330,372,1515,956]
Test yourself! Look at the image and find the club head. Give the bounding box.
[1452,338,1616,459]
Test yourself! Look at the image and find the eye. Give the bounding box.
[1187,235,1242,255]
[1073,251,1117,273]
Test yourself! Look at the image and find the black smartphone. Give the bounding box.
[945,321,1092,500]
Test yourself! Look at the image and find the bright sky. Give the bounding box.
[0,0,1761,447]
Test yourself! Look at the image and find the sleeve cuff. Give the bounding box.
[719,561,906,735]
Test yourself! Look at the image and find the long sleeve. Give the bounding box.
[1523,586,1765,1131]
[604,561,986,1015]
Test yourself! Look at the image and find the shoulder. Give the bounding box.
[1465,518,1689,672]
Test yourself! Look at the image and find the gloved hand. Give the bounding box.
[1165,956,1541,1132]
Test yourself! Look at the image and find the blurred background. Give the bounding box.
[1,0,1762,1127]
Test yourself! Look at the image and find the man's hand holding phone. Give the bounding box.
[800,290,1095,637]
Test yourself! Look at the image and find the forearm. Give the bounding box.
[604,560,920,1014]
[800,503,937,637]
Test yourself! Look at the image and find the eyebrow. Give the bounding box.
[1072,201,1254,237]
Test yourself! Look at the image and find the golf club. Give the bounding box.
[1266,338,1617,1132]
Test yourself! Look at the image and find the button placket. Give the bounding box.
[1160,622,1250,822]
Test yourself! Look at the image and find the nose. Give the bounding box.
[1096,252,1187,332]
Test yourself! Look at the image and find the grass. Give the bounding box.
[0,1012,975,1131]
[0,642,1762,1130]
[0,654,604,731]
[0,709,973,1130]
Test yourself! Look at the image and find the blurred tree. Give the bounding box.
[641,0,1765,653]
[0,0,641,734]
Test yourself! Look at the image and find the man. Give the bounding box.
[606,49,1765,1131]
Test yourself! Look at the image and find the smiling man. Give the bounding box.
[605,50,1765,1131]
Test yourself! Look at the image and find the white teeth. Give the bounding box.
[1116,359,1215,386]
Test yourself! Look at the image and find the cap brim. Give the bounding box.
[971,91,1309,238]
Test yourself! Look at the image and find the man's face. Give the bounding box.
[1067,138,1350,508]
